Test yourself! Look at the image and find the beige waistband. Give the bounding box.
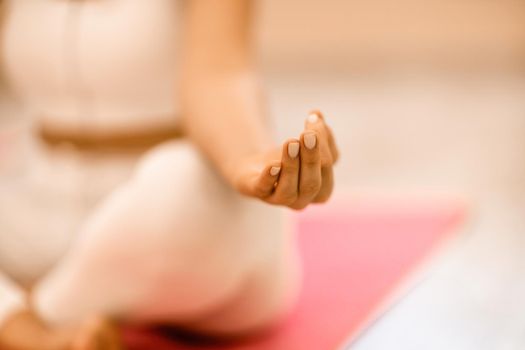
[36,121,184,153]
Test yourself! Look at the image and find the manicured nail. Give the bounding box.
[304,133,317,150]
[307,113,319,124]
[270,166,281,176]
[288,142,300,159]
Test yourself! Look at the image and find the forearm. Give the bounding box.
[181,69,275,185]
[179,0,275,188]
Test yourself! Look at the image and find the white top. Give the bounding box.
[0,0,182,326]
[2,0,181,132]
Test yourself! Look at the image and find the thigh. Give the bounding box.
[181,234,303,336]
[33,140,293,329]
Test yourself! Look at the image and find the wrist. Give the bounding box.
[223,145,281,197]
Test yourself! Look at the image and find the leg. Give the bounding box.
[33,140,300,334]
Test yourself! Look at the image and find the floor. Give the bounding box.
[1,66,525,349]
[266,67,525,349]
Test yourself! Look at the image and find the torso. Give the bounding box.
[2,0,182,134]
[0,0,183,285]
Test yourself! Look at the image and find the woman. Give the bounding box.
[0,1,339,349]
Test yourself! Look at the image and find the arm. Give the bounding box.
[181,0,339,209]
[181,0,272,181]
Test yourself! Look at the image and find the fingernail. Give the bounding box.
[304,133,317,150]
[287,142,300,159]
[307,113,319,124]
[270,166,281,176]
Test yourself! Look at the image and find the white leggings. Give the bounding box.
[0,136,300,334]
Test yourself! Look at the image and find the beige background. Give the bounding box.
[258,0,525,70]
[0,1,525,348]
[255,2,525,348]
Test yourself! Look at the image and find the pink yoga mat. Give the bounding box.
[122,196,466,350]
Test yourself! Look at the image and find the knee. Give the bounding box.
[129,140,250,247]
[134,140,224,190]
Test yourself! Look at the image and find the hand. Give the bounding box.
[0,309,122,350]
[233,110,339,210]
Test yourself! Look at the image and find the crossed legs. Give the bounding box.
[32,140,301,336]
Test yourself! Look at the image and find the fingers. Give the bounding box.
[304,110,337,205]
[291,131,322,209]
[258,110,337,208]
[314,165,334,203]
[251,162,281,198]
[325,125,339,164]
[305,110,339,165]
[269,139,300,205]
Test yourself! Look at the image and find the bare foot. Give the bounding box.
[0,309,122,350]
[68,316,122,350]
